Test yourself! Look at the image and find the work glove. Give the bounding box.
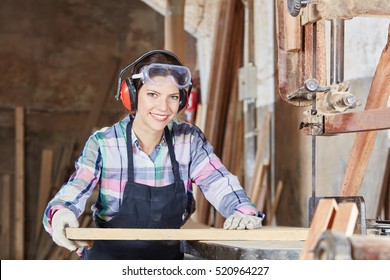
[52,208,89,251]
[223,213,263,230]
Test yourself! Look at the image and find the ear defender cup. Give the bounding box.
[120,78,137,111]
[178,82,192,112]
[178,89,188,112]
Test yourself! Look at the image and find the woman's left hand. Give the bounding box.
[223,213,263,230]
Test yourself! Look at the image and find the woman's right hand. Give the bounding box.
[51,208,82,251]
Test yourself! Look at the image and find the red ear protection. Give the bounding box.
[178,89,188,112]
[120,78,137,111]
[178,82,192,112]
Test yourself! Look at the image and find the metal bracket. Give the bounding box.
[286,78,334,101]
[299,110,324,135]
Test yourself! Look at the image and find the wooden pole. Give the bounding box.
[35,149,54,241]
[317,0,390,19]
[14,107,25,260]
[164,0,185,62]
[377,148,390,219]
[266,180,283,226]
[1,174,12,259]
[339,24,390,196]
[324,108,390,134]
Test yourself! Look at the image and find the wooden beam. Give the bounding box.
[317,0,390,20]
[284,3,301,52]
[248,112,271,197]
[35,149,54,242]
[14,106,25,260]
[204,0,244,156]
[266,180,283,226]
[165,0,185,61]
[255,159,270,212]
[1,174,11,259]
[300,198,338,260]
[377,148,390,219]
[340,25,390,196]
[324,108,390,135]
[66,227,308,241]
[331,202,359,236]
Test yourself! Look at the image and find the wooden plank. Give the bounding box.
[233,113,244,184]
[164,0,185,61]
[324,108,390,134]
[1,174,12,259]
[66,227,308,241]
[300,198,338,260]
[35,143,75,259]
[317,0,390,19]
[204,0,244,156]
[14,106,24,260]
[266,180,283,226]
[284,5,301,52]
[248,112,271,197]
[331,202,359,236]
[255,159,270,212]
[248,161,264,200]
[35,149,54,242]
[340,25,390,196]
[377,148,390,219]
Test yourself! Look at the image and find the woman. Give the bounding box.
[43,49,264,260]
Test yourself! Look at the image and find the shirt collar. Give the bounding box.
[122,115,174,148]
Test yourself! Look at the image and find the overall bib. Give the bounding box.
[84,120,187,260]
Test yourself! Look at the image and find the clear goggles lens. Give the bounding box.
[132,63,192,89]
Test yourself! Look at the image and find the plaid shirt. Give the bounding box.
[43,115,259,234]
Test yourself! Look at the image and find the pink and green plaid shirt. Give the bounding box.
[43,115,259,233]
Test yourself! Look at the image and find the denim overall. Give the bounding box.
[84,120,187,259]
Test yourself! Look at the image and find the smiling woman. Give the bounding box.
[42,49,265,260]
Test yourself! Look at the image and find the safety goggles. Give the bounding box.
[131,63,192,89]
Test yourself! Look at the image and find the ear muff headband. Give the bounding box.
[116,50,192,111]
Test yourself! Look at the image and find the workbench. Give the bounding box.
[181,240,304,260]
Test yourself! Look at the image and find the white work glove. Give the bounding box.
[223,213,263,230]
[52,208,88,251]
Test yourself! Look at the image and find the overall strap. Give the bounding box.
[164,126,181,184]
[126,120,135,183]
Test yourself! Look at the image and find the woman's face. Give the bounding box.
[135,76,181,133]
